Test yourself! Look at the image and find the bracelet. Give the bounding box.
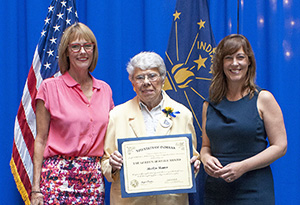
[30,190,42,195]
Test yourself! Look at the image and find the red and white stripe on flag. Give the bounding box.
[10,1,78,204]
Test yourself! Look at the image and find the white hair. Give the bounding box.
[126,51,166,80]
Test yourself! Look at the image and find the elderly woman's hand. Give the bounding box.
[190,156,201,174]
[109,150,123,172]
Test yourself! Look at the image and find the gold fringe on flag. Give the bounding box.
[10,158,30,205]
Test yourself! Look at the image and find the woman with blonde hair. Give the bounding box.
[31,23,114,204]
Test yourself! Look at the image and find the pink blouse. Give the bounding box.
[36,72,114,158]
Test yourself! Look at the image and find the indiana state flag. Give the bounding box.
[164,0,216,204]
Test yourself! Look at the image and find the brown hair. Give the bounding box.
[58,22,98,74]
[209,34,257,103]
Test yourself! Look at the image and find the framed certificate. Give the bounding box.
[118,133,196,198]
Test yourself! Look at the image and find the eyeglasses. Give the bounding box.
[69,43,95,53]
[134,73,160,83]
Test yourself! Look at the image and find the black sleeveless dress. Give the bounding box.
[204,89,275,205]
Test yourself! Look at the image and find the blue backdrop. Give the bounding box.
[1,0,299,204]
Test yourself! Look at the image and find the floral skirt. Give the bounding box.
[40,155,105,204]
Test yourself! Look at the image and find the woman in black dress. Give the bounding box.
[200,34,287,204]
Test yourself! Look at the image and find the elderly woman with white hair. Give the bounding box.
[101,51,200,205]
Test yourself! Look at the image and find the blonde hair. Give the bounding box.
[209,34,257,103]
[58,22,98,74]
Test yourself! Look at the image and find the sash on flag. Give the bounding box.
[10,1,78,204]
[164,0,216,204]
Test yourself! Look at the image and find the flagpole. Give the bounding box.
[237,0,240,34]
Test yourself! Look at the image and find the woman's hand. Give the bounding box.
[202,155,223,178]
[31,192,44,205]
[190,156,201,174]
[109,150,123,172]
[215,161,245,183]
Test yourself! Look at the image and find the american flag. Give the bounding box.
[10,0,78,204]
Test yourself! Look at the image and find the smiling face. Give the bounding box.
[131,67,165,110]
[68,38,94,72]
[223,47,250,85]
